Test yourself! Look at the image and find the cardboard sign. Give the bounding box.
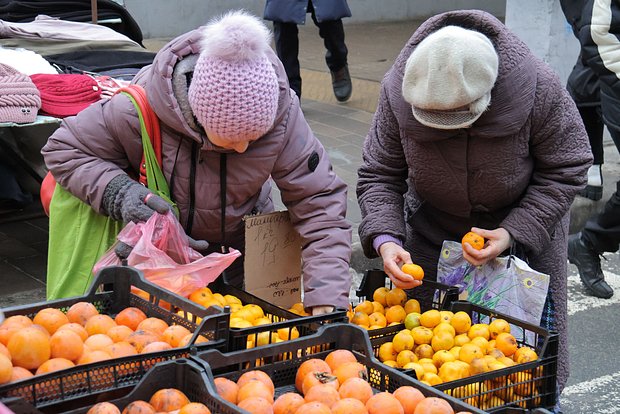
[244,211,302,308]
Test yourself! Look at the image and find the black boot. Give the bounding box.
[331,65,352,102]
[568,233,614,299]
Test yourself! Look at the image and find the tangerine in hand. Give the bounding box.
[401,263,424,280]
[462,231,485,250]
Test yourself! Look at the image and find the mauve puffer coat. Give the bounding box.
[41,27,352,309]
[357,10,592,392]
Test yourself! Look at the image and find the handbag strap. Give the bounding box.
[116,85,176,210]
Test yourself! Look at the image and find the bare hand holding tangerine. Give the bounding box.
[461,227,512,266]
[378,242,422,289]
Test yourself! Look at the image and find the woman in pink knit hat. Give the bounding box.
[42,10,352,315]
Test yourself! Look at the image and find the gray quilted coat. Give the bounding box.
[357,10,592,392]
[41,28,352,309]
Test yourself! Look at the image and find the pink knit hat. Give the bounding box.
[0,63,41,124]
[188,10,279,143]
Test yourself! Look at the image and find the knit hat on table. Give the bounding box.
[188,10,279,143]
[402,25,499,130]
[0,63,41,124]
[30,73,101,118]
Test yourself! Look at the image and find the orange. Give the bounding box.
[87,402,121,414]
[488,318,511,339]
[8,326,50,370]
[121,400,156,414]
[365,392,404,414]
[420,309,441,329]
[149,388,191,412]
[213,377,238,404]
[332,398,369,414]
[401,263,424,280]
[354,300,374,315]
[462,231,485,250]
[325,349,357,372]
[396,350,418,367]
[450,312,472,335]
[66,302,99,326]
[0,354,12,384]
[385,288,407,307]
[467,324,490,340]
[385,306,406,324]
[378,342,398,362]
[237,380,274,403]
[49,329,84,361]
[85,315,117,336]
[33,308,69,335]
[114,307,147,331]
[372,287,390,307]
[273,392,305,414]
[178,402,211,414]
[338,377,373,404]
[494,333,517,357]
[392,330,414,353]
[393,386,425,414]
[412,396,455,414]
[237,370,275,395]
[404,299,421,314]
[237,397,275,414]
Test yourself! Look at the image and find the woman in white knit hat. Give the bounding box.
[357,10,592,409]
[42,10,352,315]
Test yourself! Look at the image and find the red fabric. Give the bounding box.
[30,74,101,117]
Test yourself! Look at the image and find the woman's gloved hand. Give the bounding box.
[102,174,171,223]
[115,236,210,260]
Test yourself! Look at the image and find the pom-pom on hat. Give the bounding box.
[0,63,41,124]
[188,10,279,143]
[402,25,499,130]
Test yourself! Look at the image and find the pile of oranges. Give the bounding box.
[187,286,308,349]
[376,308,540,410]
[212,349,472,414]
[86,388,210,414]
[348,287,421,330]
[0,301,207,387]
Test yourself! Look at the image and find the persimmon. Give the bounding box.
[105,342,138,358]
[325,349,357,372]
[365,392,404,414]
[178,333,209,347]
[214,377,239,404]
[137,318,169,337]
[10,366,34,382]
[50,329,84,361]
[126,330,160,353]
[77,350,111,365]
[333,361,368,385]
[237,397,274,414]
[1,315,33,328]
[87,402,121,414]
[85,334,114,352]
[161,325,192,348]
[35,357,75,375]
[149,388,190,412]
[295,358,332,392]
[0,343,10,359]
[7,326,50,370]
[402,263,425,281]
[412,397,454,414]
[114,307,147,331]
[33,308,69,335]
[393,386,425,414]
[338,377,373,404]
[0,354,12,384]
[141,341,172,354]
[179,402,212,414]
[304,383,341,408]
[237,369,275,394]
[237,380,274,403]
[66,302,100,326]
[85,314,117,336]
[273,392,305,414]
[0,325,21,346]
[121,400,156,414]
[332,398,369,414]
[302,371,339,394]
[58,322,89,341]
[294,401,331,414]
[461,232,484,251]
[107,325,134,343]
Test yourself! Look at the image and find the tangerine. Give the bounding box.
[386,288,408,307]
[373,287,390,307]
[401,263,425,280]
[488,319,511,339]
[404,299,421,314]
[385,306,407,324]
[461,232,485,250]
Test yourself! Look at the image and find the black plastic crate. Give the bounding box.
[368,301,558,412]
[191,323,487,414]
[3,359,241,414]
[355,269,459,338]
[204,277,349,351]
[0,266,229,410]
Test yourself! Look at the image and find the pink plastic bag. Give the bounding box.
[94,211,240,297]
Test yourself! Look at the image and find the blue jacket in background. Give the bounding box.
[264,0,351,24]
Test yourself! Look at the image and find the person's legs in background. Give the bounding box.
[310,11,352,102]
[578,105,605,201]
[273,21,302,98]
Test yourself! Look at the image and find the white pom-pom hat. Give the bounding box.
[402,25,499,130]
[188,10,279,142]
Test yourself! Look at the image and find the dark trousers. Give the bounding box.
[578,105,605,164]
[583,180,620,254]
[273,13,348,98]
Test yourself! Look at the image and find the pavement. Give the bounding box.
[1,18,620,413]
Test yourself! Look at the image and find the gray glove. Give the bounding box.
[102,174,171,223]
